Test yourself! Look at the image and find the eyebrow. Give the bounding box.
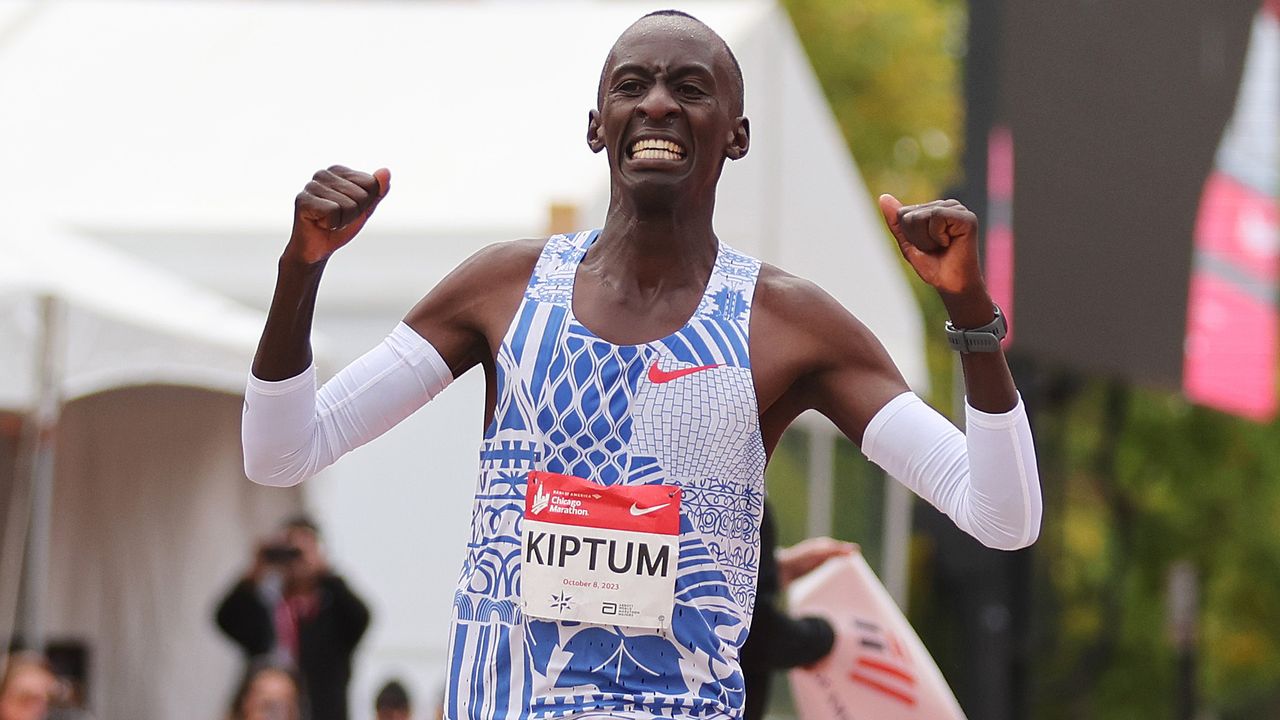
[608,61,718,83]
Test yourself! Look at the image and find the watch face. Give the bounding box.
[991,307,1009,339]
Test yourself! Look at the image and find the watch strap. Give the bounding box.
[945,305,1007,353]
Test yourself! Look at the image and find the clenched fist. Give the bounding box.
[877,194,984,300]
[287,165,391,265]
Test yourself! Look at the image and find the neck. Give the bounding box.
[286,576,319,596]
[589,192,719,292]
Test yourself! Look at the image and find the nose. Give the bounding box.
[636,81,680,121]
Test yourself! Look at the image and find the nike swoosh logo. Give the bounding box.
[629,502,671,516]
[648,360,721,384]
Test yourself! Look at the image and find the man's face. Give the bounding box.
[241,669,300,720]
[0,666,56,720]
[589,17,748,207]
[284,527,323,585]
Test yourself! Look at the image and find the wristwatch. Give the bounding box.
[945,304,1007,353]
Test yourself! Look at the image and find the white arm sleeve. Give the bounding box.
[861,392,1042,550]
[241,322,454,487]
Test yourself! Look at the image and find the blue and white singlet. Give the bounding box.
[446,230,767,719]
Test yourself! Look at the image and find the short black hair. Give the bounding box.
[643,10,744,106]
[598,9,745,115]
[375,680,411,711]
[231,657,309,720]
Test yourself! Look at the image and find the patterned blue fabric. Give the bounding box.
[446,231,766,719]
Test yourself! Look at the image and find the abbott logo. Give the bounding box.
[531,483,551,515]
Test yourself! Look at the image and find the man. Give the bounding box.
[739,507,855,720]
[215,516,370,720]
[374,680,411,720]
[241,10,1041,720]
[0,653,58,720]
[227,658,306,720]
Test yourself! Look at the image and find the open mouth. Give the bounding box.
[627,138,687,161]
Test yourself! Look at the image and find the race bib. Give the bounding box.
[521,471,680,629]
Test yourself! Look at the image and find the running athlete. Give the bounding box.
[242,10,1041,720]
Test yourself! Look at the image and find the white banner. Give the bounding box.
[788,552,966,720]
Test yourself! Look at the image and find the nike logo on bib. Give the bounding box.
[647,360,720,384]
[629,502,671,516]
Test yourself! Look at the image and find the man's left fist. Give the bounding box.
[878,194,984,298]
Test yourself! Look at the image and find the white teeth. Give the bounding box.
[629,138,685,158]
[634,148,683,160]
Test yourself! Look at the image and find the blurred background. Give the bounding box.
[0,0,1276,718]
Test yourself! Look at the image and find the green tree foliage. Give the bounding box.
[781,1,1280,717]
[771,0,967,554]
[1037,385,1280,718]
[781,0,965,413]
[782,0,965,204]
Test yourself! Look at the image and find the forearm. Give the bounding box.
[741,603,836,671]
[941,287,1017,414]
[242,323,453,486]
[252,255,327,382]
[862,392,1041,550]
[251,163,389,381]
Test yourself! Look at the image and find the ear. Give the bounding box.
[725,116,750,161]
[587,110,605,153]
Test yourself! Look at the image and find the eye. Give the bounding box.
[678,83,708,98]
[613,79,644,95]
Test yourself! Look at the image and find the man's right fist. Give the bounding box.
[288,165,391,264]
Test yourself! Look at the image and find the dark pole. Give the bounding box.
[952,2,1035,718]
[1168,560,1199,720]
[961,0,1000,224]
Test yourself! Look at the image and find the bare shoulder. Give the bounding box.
[752,263,885,365]
[403,238,548,366]
[409,238,544,310]
[751,263,908,438]
[448,237,546,288]
[754,263,837,319]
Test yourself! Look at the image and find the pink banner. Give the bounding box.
[1182,3,1279,421]
[1184,174,1278,420]
[985,126,1015,347]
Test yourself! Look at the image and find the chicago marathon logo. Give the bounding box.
[531,483,551,515]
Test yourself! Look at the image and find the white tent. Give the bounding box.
[0,225,298,718]
[0,225,265,406]
[0,0,931,713]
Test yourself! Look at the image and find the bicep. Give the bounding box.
[754,271,910,448]
[402,281,489,381]
[402,239,538,378]
[243,325,454,486]
[803,307,911,447]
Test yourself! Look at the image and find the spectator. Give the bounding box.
[216,516,370,720]
[228,657,306,720]
[739,505,856,720]
[373,680,410,720]
[0,652,57,720]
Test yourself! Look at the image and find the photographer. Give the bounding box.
[215,516,369,720]
[0,653,58,720]
[740,506,855,720]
